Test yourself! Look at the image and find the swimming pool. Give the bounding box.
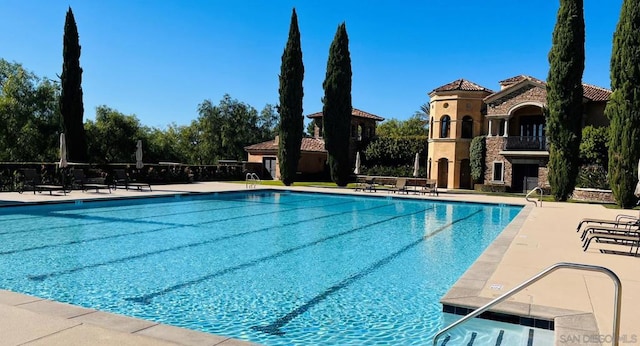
[0,191,522,345]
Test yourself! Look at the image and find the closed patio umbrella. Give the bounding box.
[635,158,640,198]
[135,140,144,169]
[354,152,361,175]
[59,133,68,168]
[413,153,420,177]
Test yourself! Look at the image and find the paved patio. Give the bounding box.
[0,182,638,345]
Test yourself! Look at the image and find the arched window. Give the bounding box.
[461,116,473,139]
[429,118,434,139]
[440,115,451,138]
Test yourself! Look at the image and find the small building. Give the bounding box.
[245,108,384,180]
[245,137,326,179]
[427,75,611,191]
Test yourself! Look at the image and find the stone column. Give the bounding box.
[503,118,509,137]
[487,119,493,137]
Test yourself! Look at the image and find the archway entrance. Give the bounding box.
[437,158,448,188]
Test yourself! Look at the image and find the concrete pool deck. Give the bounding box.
[0,182,638,345]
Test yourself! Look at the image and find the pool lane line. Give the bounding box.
[0,202,245,237]
[1,199,358,256]
[124,205,438,304]
[0,193,341,234]
[251,209,483,336]
[27,202,395,281]
[0,197,234,225]
[0,195,347,237]
[468,331,477,345]
[495,330,504,345]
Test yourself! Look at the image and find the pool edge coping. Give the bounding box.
[0,288,259,345]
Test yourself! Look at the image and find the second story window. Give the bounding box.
[440,115,451,138]
[430,117,434,139]
[461,116,473,139]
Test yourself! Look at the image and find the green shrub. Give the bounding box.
[363,136,427,167]
[579,126,609,165]
[575,164,609,189]
[361,164,425,178]
[470,136,486,183]
[476,184,507,193]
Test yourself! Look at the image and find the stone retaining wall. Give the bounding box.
[572,187,615,204]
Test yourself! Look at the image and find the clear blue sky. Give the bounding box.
[1,0,623,129]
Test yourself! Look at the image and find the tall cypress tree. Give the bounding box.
[545,0,585,201]
[277,8,304,186]
[322,23,352,187]
[60,7,88,162]
[606,0,640,208]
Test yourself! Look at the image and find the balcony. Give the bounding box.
[502,136,549,151]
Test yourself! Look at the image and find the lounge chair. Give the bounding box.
[73,169,111,193]
[579,223,640,241]
[421,179,439,196]
[582,228,640,254]
[19,168,66,195]
[354,176,367,191]
[354,176,376,192]
[389,178,409,194]
[113,169,152,191]
[576,214,639,232]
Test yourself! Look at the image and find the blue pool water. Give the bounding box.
[0,191,522,345]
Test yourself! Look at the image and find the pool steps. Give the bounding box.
[435,262,622,346]
[437,326,550,346]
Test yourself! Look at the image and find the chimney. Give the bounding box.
[274,135,279,144]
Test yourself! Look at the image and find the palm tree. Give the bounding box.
[414,102,430,127]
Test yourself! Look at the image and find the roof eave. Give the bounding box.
[484,79,546,103]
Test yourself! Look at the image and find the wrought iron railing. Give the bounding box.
[502,136,548,150]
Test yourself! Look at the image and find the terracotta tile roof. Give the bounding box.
[491,75,611,101]
[306,108,385,121]
[582,83,611,102]
[499,75,545,86]
[300,137,326,152]
[245,137,326,153]
[431,79,493,93]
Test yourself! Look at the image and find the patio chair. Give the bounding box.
[389,178,409,194]
[582,228,640,254]
[113,169,152,191]
[579,223,640,241]
[421,179,439,196]
[19,168,66,195]
[354,175,376,192]
[354,175,366,191]
[73,169,111,193]
[576,214,639,233]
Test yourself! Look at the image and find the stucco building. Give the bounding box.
[427,75,610,192]
[245,108,384,180]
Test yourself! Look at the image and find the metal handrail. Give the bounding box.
[433,262,622,346]
[245,172,261,188]
[525,186,543,207]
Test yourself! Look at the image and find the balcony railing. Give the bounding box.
[502,136,549,150]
